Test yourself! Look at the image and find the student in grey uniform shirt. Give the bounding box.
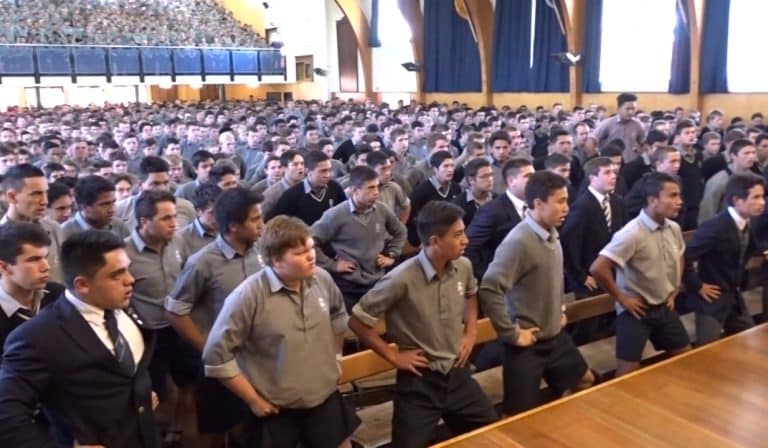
[61,175,130,240]
[261,150,305,218]
[312,166,407,312]
[480,171,595,415]
[175,150,215,202]
[250,155,283,195]
[165,187,265,437]
[203,216,360,447]
[0,164,63,283]
[123,191,191,403]
[367,151,411,223]
[176,183,221,261]
[591,172,691,377]
[350,202,498,448]
[116,156,195,230]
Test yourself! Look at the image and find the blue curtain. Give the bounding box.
[581,0,602,92]
[422,0,482,92]
[668,0,690,93]
[699,0,730,93]
[529,0,569,92]
[368,0,381,47]
[492,0,533,92]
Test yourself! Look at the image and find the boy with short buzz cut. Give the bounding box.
[480,171,595,415]
[349,201,498,448]
[591,172,691,377]
[203,215,359,448]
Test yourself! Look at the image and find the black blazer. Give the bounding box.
[560,190,628,295]
[465,194,522,280]
[683,210,759,314]
[0,282,64,358]
[0,296,158,448]
[452,192,497,227]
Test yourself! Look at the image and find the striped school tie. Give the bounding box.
[104,310,136,374]
[602,195,612,230]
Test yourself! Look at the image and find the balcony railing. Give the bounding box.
[0,44,286,82]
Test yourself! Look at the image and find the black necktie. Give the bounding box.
[14,307,34,321]
[104,310,135,374]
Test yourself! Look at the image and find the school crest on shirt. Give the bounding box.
[457,281,465,296]
[318,297,328,313]
[175,249,183,264]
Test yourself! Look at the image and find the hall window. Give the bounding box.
[727,0,768,92]
[598,0,678,92]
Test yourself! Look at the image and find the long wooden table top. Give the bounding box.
[434,324,768,448]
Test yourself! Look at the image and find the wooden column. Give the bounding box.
[334,0,374,98]
[398,0,425,103]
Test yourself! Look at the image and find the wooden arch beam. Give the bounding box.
[334,0,374,97]
[461,0,494,106]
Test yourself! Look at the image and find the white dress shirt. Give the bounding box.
[65,290,144,368]
[506,190,528,218]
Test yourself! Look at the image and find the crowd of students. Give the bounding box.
[0,0,267,47]
[0,93,765,447]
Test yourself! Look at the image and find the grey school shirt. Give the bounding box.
[61,212,131,241]
[479,215,565,343]
[311,200,407,286]
[115,193,195,231]
[124,230,184,329]
[165,235,264,336]
[203,266,347,409]
[176,218,217,261]
[599,209,685,309]
[353,251,478,373]
[0,214,63,284]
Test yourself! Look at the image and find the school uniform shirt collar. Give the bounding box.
[466,189,491,205]
[75,212,95,230]
[264,265,314,294]
[505,190,527,217]
[728,206,748,231]
[130,229,149,252]
[524,214,558,242]
[349,199,375,215]
[194,218,215,238]
[588,186,607,204]
[0,283,43,318]
[416,250,457,282]
[303,178,326,195]
[638,209,667,231]
[215,234,241,260]
[65,289,105,321]
[428,176,450,195]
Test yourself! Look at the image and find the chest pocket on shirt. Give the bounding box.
[296,293,327,331]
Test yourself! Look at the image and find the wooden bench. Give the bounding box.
[341,294,614,448]
[342,286,765,448]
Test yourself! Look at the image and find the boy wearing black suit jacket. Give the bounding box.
[684,173,766,345]
[0,230,159,448]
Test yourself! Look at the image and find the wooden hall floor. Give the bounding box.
[434,324,768,448]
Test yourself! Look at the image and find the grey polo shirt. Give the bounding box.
[600,209,685,308]
[0,284,43,319]
[353,251,478,374]
[116,194,195,230]
[378,181,410,216]
[203,266,347,409]
[125,230,184,329]
[175,179,200,202]
[0,214,63,284]
[165,235,264,336]
[261,178,294,218]
[595,115,645,162]
[176,218,217,261]
[61,212,131,241]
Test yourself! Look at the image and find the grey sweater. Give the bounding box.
[311,200,407,286]
[479,216,564,343]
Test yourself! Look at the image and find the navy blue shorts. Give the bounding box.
[615,305,690,362]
